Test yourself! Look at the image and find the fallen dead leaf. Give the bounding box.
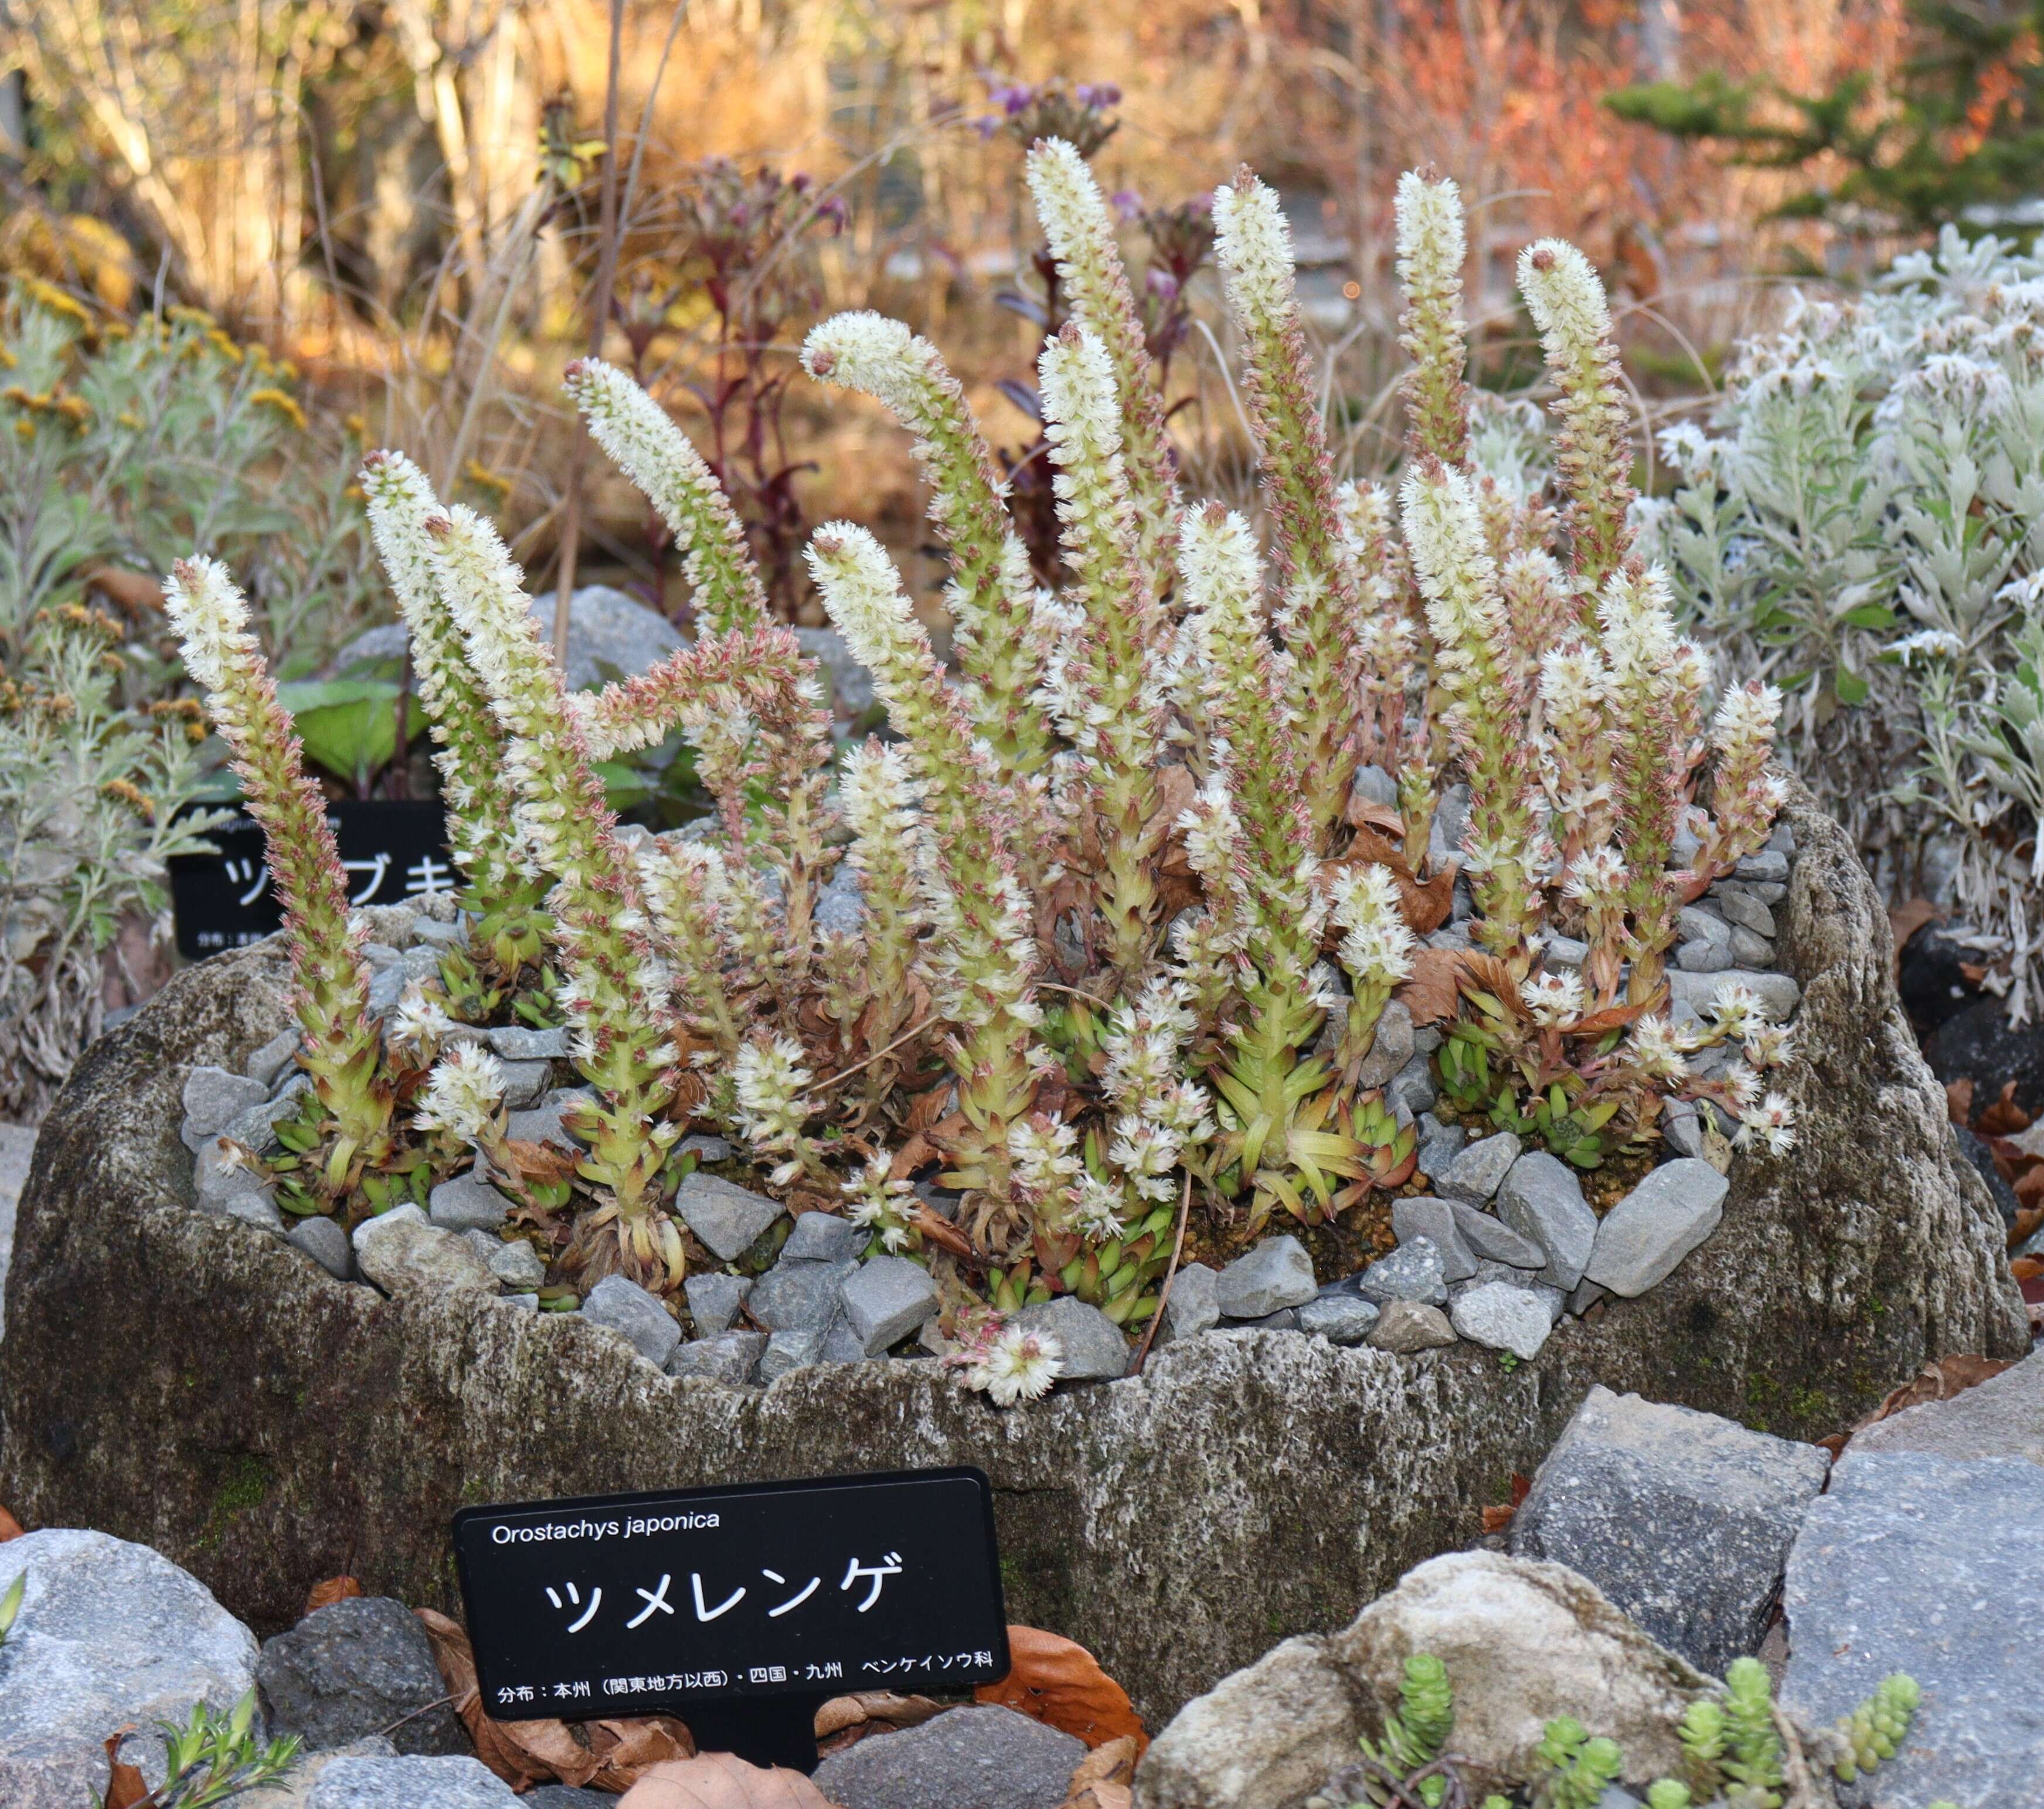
[2012,1255,2043,1285]
[975,1626,1147,1755]
[0,1506,23,1542]
[1946,1077,1975,1128]
[812,1692,942,1755]
[616,1753,844,1808]
[1339,828,1456,935]
[1826,1354,2021,1456]
[101,1729,150,1809]
[1395,946,1467,1027]
[1060,1733,1139,1809]
[1888,897,1942,980]
[416,1606,693,1790]
[1479,1472,1533,1535]
[80,563,164,616]
[1975,1081,2032,1137]
[305,1576,363,1615]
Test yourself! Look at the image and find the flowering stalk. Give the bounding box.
[165,557,392,1197]
[732,1036,832,1189]
[1025,137,1179,593]
[1330,866,1417,1084]
[801,312,1053,784]
[423,506,686,1283]
[1212,167,1370,840]
[359,450,549,977]
[1400,459,1550,963]
[563,357,767,633]
[1395,169,1471,467]
[1036,322,1171,980]
[827,739,928,1089]
[579,623,837,964]
[1336,479,1422,773]
[1518,241,1635,588]
[634,839,742,1056]
[1694,681,1788,880]
[1596,565,1695,996]
[805,523,1043,1225]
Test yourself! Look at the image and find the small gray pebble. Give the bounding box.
[286,1215,353,1279]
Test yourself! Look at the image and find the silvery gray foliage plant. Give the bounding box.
[1638,225,2044,1014]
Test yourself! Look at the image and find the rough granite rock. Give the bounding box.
[1136,1552,1713,1807]
[522,1789,619,1809]
[1449,1283,1553,1361]
[0,784,2025,1730]
[1158,1264,1220,1344]
[783,1210,867,1264]
[181,1066,271,1147]
[759,1325,827,1381]
[305,1754,520,1807]
[1356,1237,1448,1307]
[841,1256,940,1354]
[0,1529,261,1809]
[1448,1202,1546,1271]
[683,1272,752,1338]
[1365,1300,1456,1353]
[1782,1352,2044,1808]
[1352,1001,1415,1091]
[256,1596,465,1756]
[428,1168,510,1233]
[1213,1236,1317,1318]
[1495,1154,1598,1291]
[580,1275,681,1368]
[1389,1198,1477,1283]
[1015,1296,1130,1382]
[354,1218,496,1295]
[1437,1133,1521,1203]
[749,1257,857,1332]
[286,1216,353,1281]
[1511,1386,1830,1676]
[675,1173,785,1261]
[811,1704,1083,1809]
[666,1331,767,1385]
[1584,1161,1729,1297]
[1297,1293,1380,1345]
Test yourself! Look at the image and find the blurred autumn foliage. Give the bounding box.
[0,1,1927,603]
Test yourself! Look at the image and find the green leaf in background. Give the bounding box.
[276,679,426,787]
[1834,668,1870,706]
[1839,602,1899,631]
[593,759,654,813]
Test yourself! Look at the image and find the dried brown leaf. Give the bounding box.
[615,1752,844,1809]
[1831,1354,2021,1455]
[81,563,164,615]
[975,1625,1147,1754]
[1060,1733,1140,1808]
[1889,896,1941,975]
[0,1506,23,1542]
[1946,1077,1975,1128]
[1458,950,1525,1016]
[1976,1080,2031,1137]
[812,1692,943,1739]
[1340,828,1455,934]
[101,1730,151,1809]
[1395,947,1466,1027]
[305,1576,363,1616]
[414,1605,692,1791]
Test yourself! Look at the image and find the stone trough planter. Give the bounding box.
[0,791,2025,1729]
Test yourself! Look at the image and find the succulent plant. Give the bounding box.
[169,151,1792,1324]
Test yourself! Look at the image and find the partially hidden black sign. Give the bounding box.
[451,1469,1009,1721]
[168,799,454,959]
